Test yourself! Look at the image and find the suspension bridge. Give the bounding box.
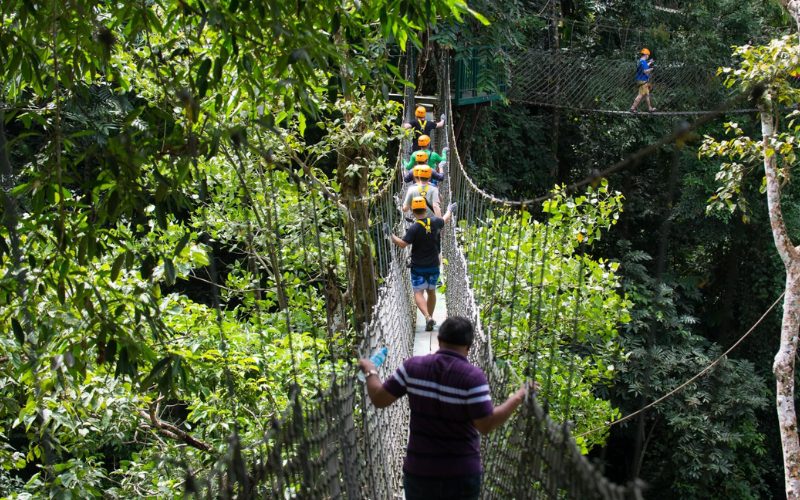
[167,5,776,488]
[177,31,762,496]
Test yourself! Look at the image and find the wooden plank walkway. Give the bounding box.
[412,292,447,356]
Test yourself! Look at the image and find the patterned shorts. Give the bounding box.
[410,267,440,291]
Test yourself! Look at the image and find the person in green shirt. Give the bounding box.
[404,150,445,184]
[404,135,447,171]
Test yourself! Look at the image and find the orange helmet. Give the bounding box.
[411,196,427,210]
[417,134,431,147]
[413,150,429,163]
[640,48,650,55]
[415,106,427,118]
[412,165,432,179]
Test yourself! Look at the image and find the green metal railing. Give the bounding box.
[453,47,507,106]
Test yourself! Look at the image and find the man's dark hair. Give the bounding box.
[438,316,474,346]
[412,208,427,216]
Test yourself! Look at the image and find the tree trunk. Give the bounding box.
[760,99,800,498]
[337,147,376,333]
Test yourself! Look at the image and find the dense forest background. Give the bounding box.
[1,0,799,498]
[454,0,796,497]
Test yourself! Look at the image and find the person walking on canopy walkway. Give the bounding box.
[404,106,445,151]
[630,48,656,113]
[404,150,445,185]
[404,135,447,171]
[358,316,534,500]
[385,197,454,331]
[403,165,441,218]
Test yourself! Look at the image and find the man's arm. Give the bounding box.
[472,385,527,435]
[358,359,398,408]
[390,234,409,248]
[402,190,412,212]
[436,113,446,128]
[443,203,456,224]
[431,190,442,217]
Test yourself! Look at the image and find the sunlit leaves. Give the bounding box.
[461,182,628,449]
[703,36,800,217]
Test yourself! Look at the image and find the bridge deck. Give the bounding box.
[412,289,447,355]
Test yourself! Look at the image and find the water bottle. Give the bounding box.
[358,347,389,382]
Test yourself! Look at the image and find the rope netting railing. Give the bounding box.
[438,52,645,498]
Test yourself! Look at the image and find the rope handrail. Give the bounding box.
[577,291,786,439]
[451,85,760,207]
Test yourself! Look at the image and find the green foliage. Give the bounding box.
[614,245,770,498]
[0,0,488,495]
[702,35,800,220]
[461,181,628,451]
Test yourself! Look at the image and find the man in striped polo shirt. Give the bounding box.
[359,316,530,500]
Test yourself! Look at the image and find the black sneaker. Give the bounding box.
[425,318,435,331]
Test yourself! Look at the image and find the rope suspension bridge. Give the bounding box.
[174,46,654,498]
[459,13,760,116]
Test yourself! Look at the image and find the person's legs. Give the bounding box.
[414,290,430,319]
[630,93,643,111]
[411,269,431,320]
[427,288,437,317]
[424,269,440,330]
[646,93,655,111]
[403,473,433,500]
[631,82,647,111]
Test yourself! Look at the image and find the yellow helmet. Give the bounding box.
[417,134,431,147]
[412,165,432,179]
[415,106,427,118]
[411,196,427,210]
[640,48,650,55]
[413,150,429,163]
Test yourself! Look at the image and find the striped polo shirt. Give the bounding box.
[383,349,494,477]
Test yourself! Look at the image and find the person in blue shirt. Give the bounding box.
[630,48,656,113]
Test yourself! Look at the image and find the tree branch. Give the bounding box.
[139,403,211,452]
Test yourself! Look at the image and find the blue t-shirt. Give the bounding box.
[635,59,651,82]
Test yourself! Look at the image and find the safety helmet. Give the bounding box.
[412,165,432,179]
[415,106,427,118]
[411,196,427,211]
[417,134,431,147]
[640,48,650,55]
[413,150,429,163]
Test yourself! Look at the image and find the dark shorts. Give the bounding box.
[403,472,481,500]
[411,266,439,291]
